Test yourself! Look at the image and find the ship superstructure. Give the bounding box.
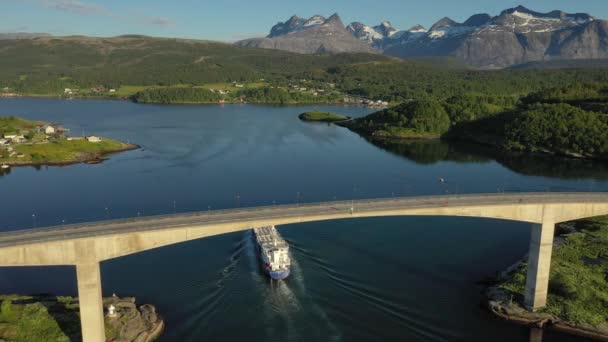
[253,226,291,280]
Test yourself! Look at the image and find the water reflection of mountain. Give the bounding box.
[366,137,608,180]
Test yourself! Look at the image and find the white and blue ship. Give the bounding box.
[253,226,291,280]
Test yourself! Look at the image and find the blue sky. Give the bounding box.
[2,0,607,41]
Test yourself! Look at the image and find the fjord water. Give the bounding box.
[1,98,606,341]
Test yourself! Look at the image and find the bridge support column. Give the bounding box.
[76,262,106,342]
[524,220,555,311]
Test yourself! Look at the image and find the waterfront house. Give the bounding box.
[86,136,102,143]
[42,124,55,134]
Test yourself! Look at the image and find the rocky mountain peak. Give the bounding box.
[430,17,459,31]
[463,13,491,27]
[407,24,427,33]
[325,13,345,27]
[268,15,306,37]
[499,5,594,22]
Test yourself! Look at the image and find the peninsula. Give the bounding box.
[340,83,608,159]
[0,116,138,168]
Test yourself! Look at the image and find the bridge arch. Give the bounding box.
[1,192,608,342]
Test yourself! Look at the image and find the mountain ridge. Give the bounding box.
[236,6,608,68]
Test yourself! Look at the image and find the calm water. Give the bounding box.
[1,98,607,341]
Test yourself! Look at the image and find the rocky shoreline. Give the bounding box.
[0,294,163,341]
[486,271,608,341]
[104,295,164,342]
[484,221,608,341]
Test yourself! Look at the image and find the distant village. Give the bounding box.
[1,81,390,107]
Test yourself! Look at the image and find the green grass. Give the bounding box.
[0,296,71,342]
[2,138,131,164]
[198,82,267,91]
[499,216,608,326]
[0,295,132,341]
[0,116,43,136]
[112,82,267,99]
[298,111,350,122]
[113,85,149,97]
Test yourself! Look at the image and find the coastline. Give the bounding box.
[486,276,608,341]
[0,294,164,341]
[484,220,608,341]
[1,143,139,168]
[1,93,390,108]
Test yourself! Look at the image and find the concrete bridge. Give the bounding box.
[2,192,608,341]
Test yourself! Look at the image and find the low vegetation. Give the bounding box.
[5,139,132,164]
[498,216,608,326]
[0,295,80,341]
[0,116,136,166]
[298,111,350,122]
[131,86,221,104]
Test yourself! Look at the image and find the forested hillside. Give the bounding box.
[2,35,608,105]
[345,83,608,159]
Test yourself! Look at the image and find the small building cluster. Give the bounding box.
[343,96,389,107]
[0,120,104,162]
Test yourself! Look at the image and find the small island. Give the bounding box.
[0,294,163,341]
[486,216,608,340]
[0,116,138,168]
[298,111,351,122]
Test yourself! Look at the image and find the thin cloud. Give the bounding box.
[35,0,174,28]
[42,0,107,16]
[143,17,173,27]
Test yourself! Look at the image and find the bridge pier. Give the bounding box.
[76,262,106,342]
[524,220,555,311]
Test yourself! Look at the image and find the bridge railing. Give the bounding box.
[1,192,606,238]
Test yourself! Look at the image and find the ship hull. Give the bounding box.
[268,268,290,280]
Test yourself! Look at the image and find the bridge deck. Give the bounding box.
[2,192,608,248]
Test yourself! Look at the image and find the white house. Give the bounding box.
[109,89,116,93]
[4,134,24,142]
[42,125,55,134]
[86,136,102,143]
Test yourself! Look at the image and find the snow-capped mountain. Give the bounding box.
[346,21,399,44]
[235,14,374,54]
[236,6,608,68]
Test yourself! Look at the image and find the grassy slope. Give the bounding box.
[0,117,44,135]
[7,139,131,164]
[499,217,608,326]
[0,116,134,165]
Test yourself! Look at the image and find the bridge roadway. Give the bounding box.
[2,192,608,342]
